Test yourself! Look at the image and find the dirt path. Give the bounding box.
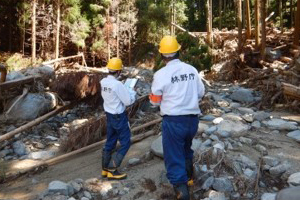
[0,135,164,200]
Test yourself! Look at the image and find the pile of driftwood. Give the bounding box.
[205,27,300,111]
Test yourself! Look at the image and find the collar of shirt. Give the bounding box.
[107,75,116,80]
[166,59,181,66]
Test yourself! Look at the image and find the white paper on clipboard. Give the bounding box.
[124,78,138,89]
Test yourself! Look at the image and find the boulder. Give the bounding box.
[287,172,300,186]
[276,186,300,200]
[261,193,276,200]
[212,177,233,192]
[253,111,271,121]
[262,119,298,131]
[269,162,290,176]
[217,120,249,136]
[208,190,226,200]
[262,156,279,167]
[6,71,25,81]
[48,180,74,196]
[13,141,27,156]
[287,130,300,142]
[230,88,254,103]
[222,113,243,121]
[6,92,57,121]
[198,122,210,133]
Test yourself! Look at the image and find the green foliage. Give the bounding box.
[154,32,212,72]
[5,53,41,72]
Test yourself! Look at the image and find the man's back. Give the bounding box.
[152,59,205,116]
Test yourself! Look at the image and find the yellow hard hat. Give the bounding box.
[159,36,181,54]
[107,57,122,71]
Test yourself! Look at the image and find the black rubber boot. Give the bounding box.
[107,153,127,180]
[186,159,194,186]
[174,183,190,200]
[101,150,111,177]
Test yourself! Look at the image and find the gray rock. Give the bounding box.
[6,71,25,81]
[201,115,216,121]
[0,149,13,158]
[6,125,16,132]
[230,102,241,109]
[242,114,254,122]
[68,180,81,193]
[198,123,210,133]
[269,162,290,176]
[201,176,214,190]
[48,180,74,196]
[262,156,279,167]
[212,177,233,192]
[213,142,225,151]
[210,134,219,141]
[46,135,58,141]
[276,186,300,200]
[252,121,261,129]
[244,168,256,180]
[4,155,14,160]
[83,191,92,199]
[239,137,253,145]
[213,117,224,124]
[202,139,212,147]
[266,47,282,60]
[81,197,89,200]
[262,119,298,131]
[99,182,113,197]
[13,141,27,156]
[6,93,57,121]
[205,126,218,135]
[217,120,250,135]
[217,100,230,107]
[128,158,141,166]
[253,111,271,121]
[236,154,256,169]
[287,130,300,142]
[237,107,255,114]
[222,113,243,121]
[29,151,56,160]
[230,88,254,103]
[208,190,226,200]
[217,130,231,138]
[255,144,267,154]
[261,193,277,200]
[68,197,76,200]
[191,139,202,151]
[288,172,300,186]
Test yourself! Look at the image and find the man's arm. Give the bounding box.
[116,83,136,106]
[197,75,205,100]
[149,73,163,106]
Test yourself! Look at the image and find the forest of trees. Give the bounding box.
[0,0,299,68]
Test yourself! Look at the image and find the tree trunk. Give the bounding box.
[255,0,261,49]
[128,1,132,66]
[261,0,267,60]
[291,0,294,27]
[219,0,222,29]
[55,0,61,59]
[246,0,251,39]
[237,0,242,53]
[31,0,36,65]
[294,0,300,46]
[107,7,110,61]
[117,7,119,58]
[206,0,212,47]
[280,0,283,33]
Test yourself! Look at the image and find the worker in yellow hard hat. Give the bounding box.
[150,36,205,200]
[100,57,136,180]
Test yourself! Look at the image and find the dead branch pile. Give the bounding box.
[205,27,300,110]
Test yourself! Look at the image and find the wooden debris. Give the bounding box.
[0,75,41,91]
[282,82,300,100]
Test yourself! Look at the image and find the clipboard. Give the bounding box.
[124,78,139,89]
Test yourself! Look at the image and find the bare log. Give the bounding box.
[171,23,196,38]
[42,53,84,65]
[282,82,300,100]
[3,129,157,183]
[0,76,42,91]
[0,102,76,142]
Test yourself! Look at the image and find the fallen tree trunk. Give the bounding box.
[2,129,157,183]
[0,75,41,91]
[0,102,77,142]
[42,53,84,65]
[282,82,300,100]
[171,23,197,38]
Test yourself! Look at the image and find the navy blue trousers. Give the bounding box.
[162,115,199,185]
[104,111,131,156]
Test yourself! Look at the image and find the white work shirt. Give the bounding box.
[151,59,205,116]
[101,75,136,114]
